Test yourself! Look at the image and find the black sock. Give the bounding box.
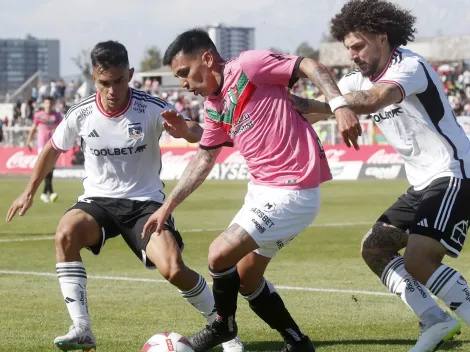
[44,172,53,194]
[243,278,305,342]
[209,266,240,331]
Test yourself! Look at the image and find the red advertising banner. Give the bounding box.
[0,147,76,174]
[0,145,404,180]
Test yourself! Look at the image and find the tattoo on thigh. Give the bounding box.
[221,229,234,245]
[219,224,250,246]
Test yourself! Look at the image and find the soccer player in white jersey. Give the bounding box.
[290,1,470,351]
[6,41,243,352]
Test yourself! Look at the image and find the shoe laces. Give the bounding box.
[191,325,214,346]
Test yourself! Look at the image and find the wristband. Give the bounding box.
[329,96,348,112]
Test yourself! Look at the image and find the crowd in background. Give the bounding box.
[3,60,470,132]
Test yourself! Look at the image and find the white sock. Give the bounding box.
[179,275,216,324]
[426,264,470,325]
[381,256,446,323]
[56,262,90,328]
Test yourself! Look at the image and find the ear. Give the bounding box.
[379,33,388,45]
[128,68,135,82]
[202,51,213,68]
[92,69,97,84]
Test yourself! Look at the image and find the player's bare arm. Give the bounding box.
[291,83,403,116]
[297,58,345,102]
[344,83,403,114]
[296,58,362,149]
[141,147,221,237]
[6,141,61,222]
[168,147,221,206]
[288,93,332,124]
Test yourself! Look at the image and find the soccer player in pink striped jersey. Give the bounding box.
[142,29,361,352]
[26,96,62,203]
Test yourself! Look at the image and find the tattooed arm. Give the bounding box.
[288,93,333,124]
[343,83,403,114]
[142,146,222,236]
[290,83,403,115]
[296,58,362,149]
[167,147,221,208]
[297,58,343,102]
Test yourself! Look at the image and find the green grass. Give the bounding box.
[1,178,469,351]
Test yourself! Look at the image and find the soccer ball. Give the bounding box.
[142,332,194,352]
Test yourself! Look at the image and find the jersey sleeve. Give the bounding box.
[51,115,79,152]
[199,102,234,150]
[337,74,358,95]
[239,50,303,88]
[377,57,428,102]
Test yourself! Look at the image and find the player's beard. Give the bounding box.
[358,59,380,78]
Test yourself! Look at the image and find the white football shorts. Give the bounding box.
[229,182,320,258]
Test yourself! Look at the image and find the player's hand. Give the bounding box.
[6,191,34,222]
[26,143,32,152]
[161,110,189,139]
[334,106,362,150]
[141,204,172,239]
[287,92,312,115]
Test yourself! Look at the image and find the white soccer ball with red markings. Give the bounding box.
[142,332,194,352]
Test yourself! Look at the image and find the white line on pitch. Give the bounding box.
[0,221,372,241]
[0,270,393,297]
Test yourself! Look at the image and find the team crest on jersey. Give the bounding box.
[128,122,144,139]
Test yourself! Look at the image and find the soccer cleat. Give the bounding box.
[409,314,461,352]
[222,336,245,352]
[50,193,58,203]
[40,193,50,203]
[280,336,316,352]
[189,320,238,352]
[54,324,96,351]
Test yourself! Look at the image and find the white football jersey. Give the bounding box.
[52,88,185,202]
[338,47,470,190]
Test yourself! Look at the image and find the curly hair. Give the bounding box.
[330,0,417,47]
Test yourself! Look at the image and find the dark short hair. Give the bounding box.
[330,0,417,48]
[43,96,54,102]
[91,41,129,70]
[163,28,218,66]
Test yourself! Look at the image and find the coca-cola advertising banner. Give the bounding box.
[0,145,406,180]
[0,148,76,174]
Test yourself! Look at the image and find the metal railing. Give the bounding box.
[1,119,377,147]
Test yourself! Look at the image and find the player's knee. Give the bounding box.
[208,244,227,271]
[55,224,80,253]
[158,260,186,285]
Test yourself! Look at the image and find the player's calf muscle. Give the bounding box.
[361,222,408,276]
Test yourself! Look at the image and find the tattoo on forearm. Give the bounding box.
[169,148,220,205]
[299,96,310,113]
[311,63,342,101]
[361,222,408,277]
[345,90,373,110]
